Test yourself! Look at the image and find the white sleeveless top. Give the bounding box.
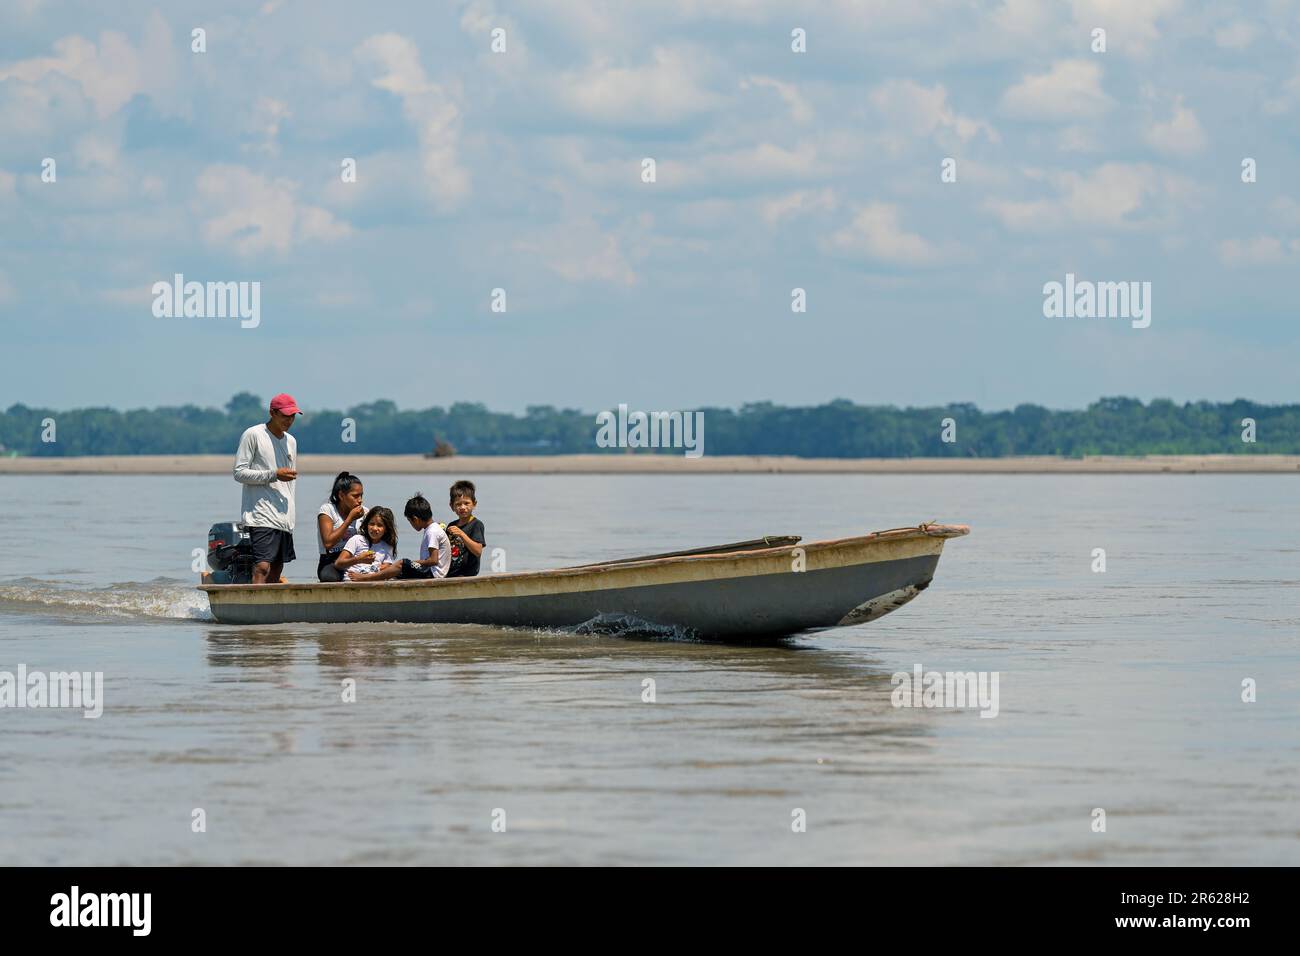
[317,501,365,554]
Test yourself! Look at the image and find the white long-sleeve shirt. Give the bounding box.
[234,424,297,531]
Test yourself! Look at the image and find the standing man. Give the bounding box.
[234,393,302,584]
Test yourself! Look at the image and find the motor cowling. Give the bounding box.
[207,522,255,583]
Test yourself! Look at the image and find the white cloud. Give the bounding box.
[1000,59,1112,121]
[1218,236,1300,266]
[1271,197,1300,227]
[73,132,118,170]
[762,188,837,225]
[243,96,292,156]
[515,219,638,286]
[1051,163,1158,226]
[355,34,469,208]
[984,162,1191,231]
[824,203,938,265]
[140,175,165,201]
[459,0,525,59]
[315,290,363,309]
[459,0,496,36]
[1262,73,1300,116]
[0,169,15,201]
[992,0,1059,41]
[100,285,150,306]
[660,199,740,234]
[555,48,726,126]
[982,196,1056,231]
[742,75,813,124]
[871,79,998,145]
[1145,98,1206,154]
[1057,125,1103,152]
[525,0,950,44]
[661,142,821,190]
[194,165,351,256]
[1070,0,1181,55]
[322,150,419,211]
[1214,20,1256,50]
[945,158,1015,189]
[0,13,177,120]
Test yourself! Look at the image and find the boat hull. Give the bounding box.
[200,525,967,638]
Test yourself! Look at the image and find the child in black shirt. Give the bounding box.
[445,480,486,577]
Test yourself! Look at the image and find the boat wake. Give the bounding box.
[570,613,700,642]
[0,578,213,622]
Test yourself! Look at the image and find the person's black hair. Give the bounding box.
[449,480,477,504]
[364,506,398,550]
[330,472,362,507]
[404,493,433,522]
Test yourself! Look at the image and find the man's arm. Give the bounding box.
[233,430,276,485]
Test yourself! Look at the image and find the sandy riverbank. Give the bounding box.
[0,454,1297,474]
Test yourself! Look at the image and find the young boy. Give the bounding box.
[360,493,451,580]
[445,480,486,578]
[400,493,451,579]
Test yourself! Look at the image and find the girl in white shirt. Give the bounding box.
[336,507,399,580]
[317,472,367,582]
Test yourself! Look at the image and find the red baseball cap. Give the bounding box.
[270,393,303,416]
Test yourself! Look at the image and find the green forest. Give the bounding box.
[0,393,1295,457]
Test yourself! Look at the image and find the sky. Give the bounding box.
[1,0,1298,414]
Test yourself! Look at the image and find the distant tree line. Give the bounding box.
[0,393,1296,457]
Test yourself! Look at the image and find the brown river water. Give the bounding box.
[0,473,1295,864]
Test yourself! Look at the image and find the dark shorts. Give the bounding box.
[248,527,296,565]
[398,558,434,579]
[317,552,344,582]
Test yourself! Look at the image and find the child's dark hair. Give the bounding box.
[449,480,476,504]
[404,493,433,522]
[330,471,362,507]
[364,506,398,550]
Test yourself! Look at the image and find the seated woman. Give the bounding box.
[337,507,399,581]
[316,472,367,582]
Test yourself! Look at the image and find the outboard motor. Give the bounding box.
[206,522,256,584]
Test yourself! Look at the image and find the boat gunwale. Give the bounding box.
[197,523,969,597]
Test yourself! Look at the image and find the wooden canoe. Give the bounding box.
[198,523,969,639]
